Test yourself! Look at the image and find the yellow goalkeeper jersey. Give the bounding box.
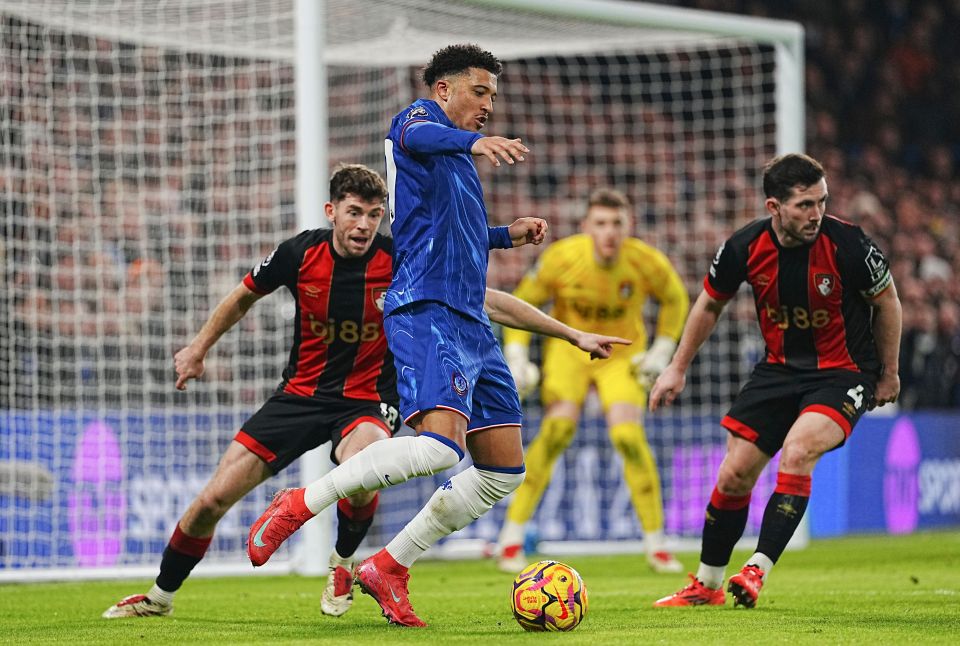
[503,234,688,358]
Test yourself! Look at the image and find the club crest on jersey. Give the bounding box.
[619,280,633,300]
[372,287,387,312]
[815,273,835,297]
[451,371,468,396]
[406,106,428,121]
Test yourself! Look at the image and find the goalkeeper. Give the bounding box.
[495,188,689,574]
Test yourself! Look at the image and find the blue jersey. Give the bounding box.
[384,98,512,322]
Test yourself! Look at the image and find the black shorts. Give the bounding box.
[235,393,400,474]
[721,363,877,457]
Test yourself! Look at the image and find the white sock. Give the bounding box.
[498,519,526,550]
[147,583,174,606]
[303,433,462,514]
[330,549,353,567]
[645,530,666,554]
[746,552,774,579]
[695,563,725,590]
[387,465,525,567]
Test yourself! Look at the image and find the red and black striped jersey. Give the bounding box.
[242,229,396,403]
[704,215,892,374]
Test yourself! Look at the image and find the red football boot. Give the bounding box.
[355,550,426,627]
[727,564,765,608]
[653,574,726,607]
[247,488,315,566]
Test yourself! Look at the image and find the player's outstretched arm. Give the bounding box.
[484,288,630,359]
[649,290,728,411]
[506,217,548,247]
[868,280,902,408]
[174,282,263,390]
[633,256,690,387]
[470,136,529,167]
[569,331,633,360]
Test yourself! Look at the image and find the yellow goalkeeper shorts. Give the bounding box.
[541,339,645,410]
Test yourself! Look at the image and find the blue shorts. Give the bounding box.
[385,301,523,432]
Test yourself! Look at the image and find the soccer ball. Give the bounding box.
[511,560,588,632]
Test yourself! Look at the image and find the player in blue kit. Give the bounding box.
[247,44,628,627]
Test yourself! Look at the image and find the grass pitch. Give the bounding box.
[1,531,957,645]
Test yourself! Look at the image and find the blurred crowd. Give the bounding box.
[1,0,958,410]
[0,18,299,407]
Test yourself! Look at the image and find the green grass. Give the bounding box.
[1,531,958,645]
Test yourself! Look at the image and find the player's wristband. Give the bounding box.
[489,226,512,249]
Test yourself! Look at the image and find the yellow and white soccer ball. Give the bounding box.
[511,560,588,632]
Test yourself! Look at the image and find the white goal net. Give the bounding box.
[0,0,802,580]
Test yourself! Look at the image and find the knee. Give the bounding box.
[539,417,577,454]
[716,463,757,497]
[609,422,649,464]
[500,470,526,497]
[476,466,526,503]
[413,433,463,476]
[778,440,820,474]
[443,466,525,522]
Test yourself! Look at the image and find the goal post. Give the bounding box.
[0,0,803,582]
[291,0,330,579]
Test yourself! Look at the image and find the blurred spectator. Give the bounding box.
[899,302,938,408]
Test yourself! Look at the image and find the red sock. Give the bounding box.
[774,472,812,496]
[377,548,408,574]
[169,525,212,559]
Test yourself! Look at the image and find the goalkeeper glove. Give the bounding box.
[504,343,540,400]
[631,335,678,389]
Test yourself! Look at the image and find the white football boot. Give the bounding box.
[646,550,684,574]
[497,544,528,574]
[320,551,355,617]
[102,594,173,619]
[496,520,530,573]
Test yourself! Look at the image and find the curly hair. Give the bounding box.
[423,43,502,87]
[329,163,387,203]
[763,153,826,203]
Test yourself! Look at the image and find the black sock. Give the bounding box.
[334,495,378,559]
[156,548,203,592]
[155,525,212,593]
[754,472,812,565]
[699,487,751,567]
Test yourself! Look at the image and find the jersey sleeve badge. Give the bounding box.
[862,243,892,297]
[252,247,277,277]
[708,242,725,278]
[406,106,429,121]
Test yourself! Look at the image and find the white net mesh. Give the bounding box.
[0,1,300,574]
[0,0,797,577]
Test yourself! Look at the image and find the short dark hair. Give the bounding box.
[423,44,502,87]
[329,163,387,203]
[587,187,631,211]
[762,153,826,203]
